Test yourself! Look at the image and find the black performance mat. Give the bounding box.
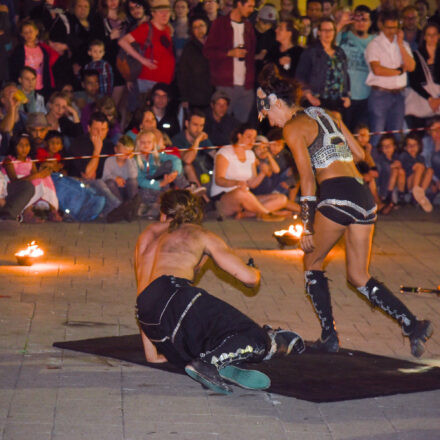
[53,334,440,403]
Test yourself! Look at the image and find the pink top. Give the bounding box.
[24,45,44,90]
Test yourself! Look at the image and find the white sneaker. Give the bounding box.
[412,186,433,213]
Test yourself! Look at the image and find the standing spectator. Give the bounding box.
[337,5,374,131]
[406,22,440,128]
[118,0,175,94]
[204,89,239,146]
[322,0,335,18]
[201,0,219,25]
[126,0,149,29]
[370,0,395,34]
[365,9,415,147]
[279,0,299,21]
[171,109,213,187]
[296,18,350,115]
[254,4,278,76]
[172,0,190,59]
[306,0,323,42]
[402,5,422,52]
[219,0,233,17]
[203,0,256,123]
[399,133,433,212]
[91,0,129,107]
[9,19,53,98]
[84,40,114,96]
[298,15,312,47]
[149,83,180,138]
[415,0,429,29]
[17,67,46,114]
[67,0,93,78]
[177,15,213,111]
[269,18,303,78]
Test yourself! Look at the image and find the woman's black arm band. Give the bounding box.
[300,196,317,235]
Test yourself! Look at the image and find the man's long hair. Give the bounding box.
[160,189,203,231]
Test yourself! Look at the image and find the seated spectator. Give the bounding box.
[102,134,139,203]
[25,112,51,157]
[266,128,300,203]
[171,109,213,189]
[422,116,440,198]
[269,18,303,78]
[374,134,406,214]
[399,133,433,212]
[176,15,212,111]
[172,0,190,60]
[84,39,114,97]
[0,83,27,155]
[118,0,175,94]
[36,130,66,174]
[354,124,383,210]
[18,67,46,114]
[9,19,53,98]
[252,135,300,213]
[134,129,187,218]
[126,106,157,140]
[204,90,239,147]
[68,111,126,220]
[46,91,83,143]
[210,123,288,220]
[81,96,122,144]
[3,133,61,223]
[73,69,101,113]
[149,83,180,138]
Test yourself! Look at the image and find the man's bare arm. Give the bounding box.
[140,328,167,363]
[204,231,260,287]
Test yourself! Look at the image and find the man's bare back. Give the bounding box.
[135,220,259,296]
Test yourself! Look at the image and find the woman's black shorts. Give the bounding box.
[317,177,377,226]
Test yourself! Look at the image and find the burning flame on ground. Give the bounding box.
[274,224,304,238]
[15,241,44,258]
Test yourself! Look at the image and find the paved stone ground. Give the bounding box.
[1,207,440,440]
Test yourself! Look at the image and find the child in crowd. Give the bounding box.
[399,133,433,212]
[355,124,383,210]
[36,130,66,174]
[252,135,300,213]
[102,135,138,202]
[84,40,114,96]
[73,69,101,112]
[18,66,46,114]
[374,134,406,215]
[3,133,62,223]
[422,116,440,200]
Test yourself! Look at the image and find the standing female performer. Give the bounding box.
[257,64,433,358]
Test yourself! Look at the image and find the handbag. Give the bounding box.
[116,23,153,82]
[405,50,440,118]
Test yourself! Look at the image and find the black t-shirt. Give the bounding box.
[68,134,114,179]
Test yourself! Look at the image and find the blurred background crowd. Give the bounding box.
[1,0,440,223]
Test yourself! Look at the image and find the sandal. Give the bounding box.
[412,186,433,213]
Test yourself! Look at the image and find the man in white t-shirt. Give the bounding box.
[204,0,256,123]
[365,9,415,146]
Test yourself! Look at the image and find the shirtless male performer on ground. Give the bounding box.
[134,189,305,394]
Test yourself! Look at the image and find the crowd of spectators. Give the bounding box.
[1,0,440,223]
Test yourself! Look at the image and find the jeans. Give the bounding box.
[368,88,405,147]
[84,179,122,216]
[137,79,157,94]
[105,178,138,202]
[217,86,254,123]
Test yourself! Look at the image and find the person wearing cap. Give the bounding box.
[25,112,52,157]
[255,4,278,76]
[176,15,213,111]
[204,90,239,146]
[203,0,256,123]
[118,0,175,94]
